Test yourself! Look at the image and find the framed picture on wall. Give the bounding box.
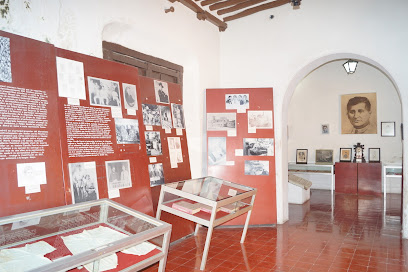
[339,148,352,162]
[341,93,377,134]
[315,149,334,165]
[369,148,381,162]
[381,122,395,137]
[321,124,329,134]
[296,149,308,164]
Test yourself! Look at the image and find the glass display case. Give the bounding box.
[0,199,171,272]
[383,163,403,199]
[288,163,335,194]
[156,176,257,270]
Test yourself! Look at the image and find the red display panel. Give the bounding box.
[138,77,194,242]
[55,48,154,216]
[0,31,65,217]
[206,88,277,225]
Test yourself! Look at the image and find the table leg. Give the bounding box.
[194,224,200,236]
[200,225,214,270]
[156,186,165,219]
[158,229,171,272]
[241,195,256,243]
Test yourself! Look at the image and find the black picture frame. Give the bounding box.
[368,148,381,163]
[315,149,334,165]
[339,148,352,162]
[296,149,308,164]
[381,122,395,137]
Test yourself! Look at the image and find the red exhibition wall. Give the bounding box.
[0,30,193,240]
[206,88,277,225]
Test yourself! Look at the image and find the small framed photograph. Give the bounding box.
[315,149,334,165]
[368,148,381,163]
[340,148,352,162]
[321,124,329,134]
[381,122,395,137]
[296,149,308,164]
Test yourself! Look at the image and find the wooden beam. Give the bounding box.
[204,11,228,31]
[209,0,248,11]
[218,0,267,15]
[201,0,223,6]
[223,0,290,20]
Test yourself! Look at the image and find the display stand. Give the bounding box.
[155,177,257,270]
[0,199,171,272]
[383,163,403,212]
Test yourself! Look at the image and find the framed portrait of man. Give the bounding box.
[341,93,377,134]
[296,149,308,164]
[339,148,352,162]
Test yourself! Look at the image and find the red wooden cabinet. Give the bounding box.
[335,162,382,195]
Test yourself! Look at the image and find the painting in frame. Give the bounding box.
[296,149,308,164]
[315,149,334,165]
[368,148,381,163]
[339,148,352,162]
[381,122,395,137]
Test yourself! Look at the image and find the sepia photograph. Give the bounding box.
[145,131,162,156]
[105,160,132,190]
[122,83,138,110]
[322,124,329,134]
[68,162,99,204]
[245,160,269,176]
[225,94,249,110]
[315,149,334,165]
[248,111,273,129]
[0,36,12,83]
[207,112,236,131]
[243,138,274,156]
[115,118,140,144]
[296,149,308,164]
[340,148,352,162]
[154,80,169,104]
[88,76,121,107]
[369,148,381,162]
[160,105,172,129]
[148,163,165,187]
[381,121,395,137]
[142,103,161,126]
[341,93,377,134]
[199,177,223,200]
[208,137,227,166]
[171,103,185,129]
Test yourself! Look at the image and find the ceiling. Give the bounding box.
[167,0,301,31]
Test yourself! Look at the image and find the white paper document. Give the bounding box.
[235,149,244,156]
[145,125,153,131]
[56,57,86,100]
[127,109,136,116]
[149,157,157,163]
[111,107,123,118]
[227,130,237,137]
[67,98,80,105]
[108,189,120,199]
[17,162,47,188]
[176,128,183,135]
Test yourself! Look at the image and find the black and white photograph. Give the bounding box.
[248,111,273,129]
[56,57,86,99]
[115,118,140,144]
[145,131,162,156]
[381,121,395,137]
[142,103,161,126]
[243,138,274,156]
[123,83,138,110]
[199,177,223,200]
[207,112,236,131]
[68,162,99,204]
[369,148,381,162]
[225,94,249,110]
[148,163,165,187]
[88,76,121,107]
[322,124,329,134]
[0,36,12,83]
[105,160,132,190]
[171,103,185,129]
[244,160,269,176]
[315,149,334,165]
[341,93,377,134]
[168,137,183,164]
[296,149,308,164]
[160,105,172,129]
[208,137,227,165]
[16,162,47,187]
[154,80,169,104]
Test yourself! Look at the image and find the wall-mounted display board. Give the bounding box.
[0,31,66,217]
[206,88,277,225]
[0,30,193,242]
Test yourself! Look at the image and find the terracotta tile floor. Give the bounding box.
[143,190,408,271]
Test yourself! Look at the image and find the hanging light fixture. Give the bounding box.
[343,59,358,74]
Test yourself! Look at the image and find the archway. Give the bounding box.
[281,53,405,235]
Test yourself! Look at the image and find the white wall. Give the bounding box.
[288,61,402,164]
[0,0,221,179]
[219,0,408,229]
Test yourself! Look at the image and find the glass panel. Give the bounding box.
[106,206,157,235]
[288,163,332,173]
[386,167,402,176]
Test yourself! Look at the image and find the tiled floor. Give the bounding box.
[143,190,407,271]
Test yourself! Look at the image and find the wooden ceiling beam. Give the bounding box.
[218,0,267,15]
[169,0,228,31]
[209,0,248,11]
[201,0,224,6]
[223,0,290,21]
